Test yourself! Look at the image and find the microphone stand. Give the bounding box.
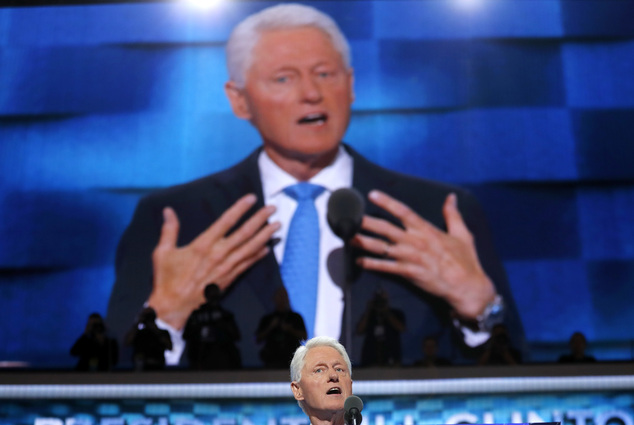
[343,242,358,360]
[326,187,365,361]
[346,407,362,425]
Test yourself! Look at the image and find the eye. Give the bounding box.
[275,75,289,83]
[317,70,334,79]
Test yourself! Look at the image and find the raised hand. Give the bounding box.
[352,190,496,320]
[149,194,280,330]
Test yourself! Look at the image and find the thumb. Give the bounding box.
[157,207,180,252]
[442,193,472,243]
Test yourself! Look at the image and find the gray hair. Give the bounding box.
[290,336,352,382]
[226,3,352,88]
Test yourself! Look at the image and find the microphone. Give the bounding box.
[327,188,365,240]
[344,395,364,425]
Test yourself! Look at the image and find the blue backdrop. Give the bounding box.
[1,0,633,367]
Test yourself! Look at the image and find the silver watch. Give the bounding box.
[476,294,505,332]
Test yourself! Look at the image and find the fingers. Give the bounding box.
[353,191,424,260]
[356,190,493,314]
[354,232,435,276]
[366,190,472,244]
[442,193,474,245]
[356,251,427,285]
[368,190,434,231]
[222,204,277,253]
[353,233,395,259]
[218,245,272,290]
[360,215,404,243]
[215,219,281,281]
[192,198,280,291]
[196,193,259,248]
[360,190,440,253]
[156,207,180,254]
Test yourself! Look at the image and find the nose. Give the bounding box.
[299,75,323,103]
[328,370,339,382]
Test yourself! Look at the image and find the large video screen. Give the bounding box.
[1,0,634,369]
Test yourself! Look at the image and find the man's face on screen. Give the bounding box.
[291,345,352,417]
[227,26,354,172]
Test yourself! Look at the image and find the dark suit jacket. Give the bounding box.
[106,145,525,367]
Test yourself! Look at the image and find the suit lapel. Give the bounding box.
[347,144,401,225]
[201,148,283,309]
[200,149,266,213]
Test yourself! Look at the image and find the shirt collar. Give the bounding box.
[258,145,353,199]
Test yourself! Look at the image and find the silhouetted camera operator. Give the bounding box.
[70,313,118,371]
[125,307,172,371]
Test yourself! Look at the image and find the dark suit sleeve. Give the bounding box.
[452,189,527,359]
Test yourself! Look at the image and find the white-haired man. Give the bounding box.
[290,336,353,425]
[107,3,524,367]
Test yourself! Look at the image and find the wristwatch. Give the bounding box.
[476,294,505,333]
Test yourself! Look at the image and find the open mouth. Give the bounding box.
[327,387,342,395]
[298,113,328,125]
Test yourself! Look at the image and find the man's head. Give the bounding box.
[224,4,355,178]
[569,331,588,356]
[204,283,221,305]
[87,312,105,334]
[139,307,157,325]
[290,336,353,417]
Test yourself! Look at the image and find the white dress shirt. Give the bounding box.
[259,146,353,339]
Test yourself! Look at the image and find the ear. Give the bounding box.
[347,68,355,104]
[290,381,304,401]
[224,81,252,120]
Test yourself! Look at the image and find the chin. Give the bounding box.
[327,397,346,407]
[264,139,341,167]
[298,141,340,157]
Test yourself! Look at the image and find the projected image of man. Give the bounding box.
[106,3,524,367]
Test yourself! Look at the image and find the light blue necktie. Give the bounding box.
[280,182,325,339]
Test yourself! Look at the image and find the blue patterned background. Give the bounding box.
[1,0,634,367]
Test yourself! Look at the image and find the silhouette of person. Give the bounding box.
[356,288,406,367]
[70,313,119,371]
[182,283,242,370]
[478,323,522,365]
[413,336,451,367]
[125,307,172,371]
[255,286,307,368]
[558,331,597,363]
